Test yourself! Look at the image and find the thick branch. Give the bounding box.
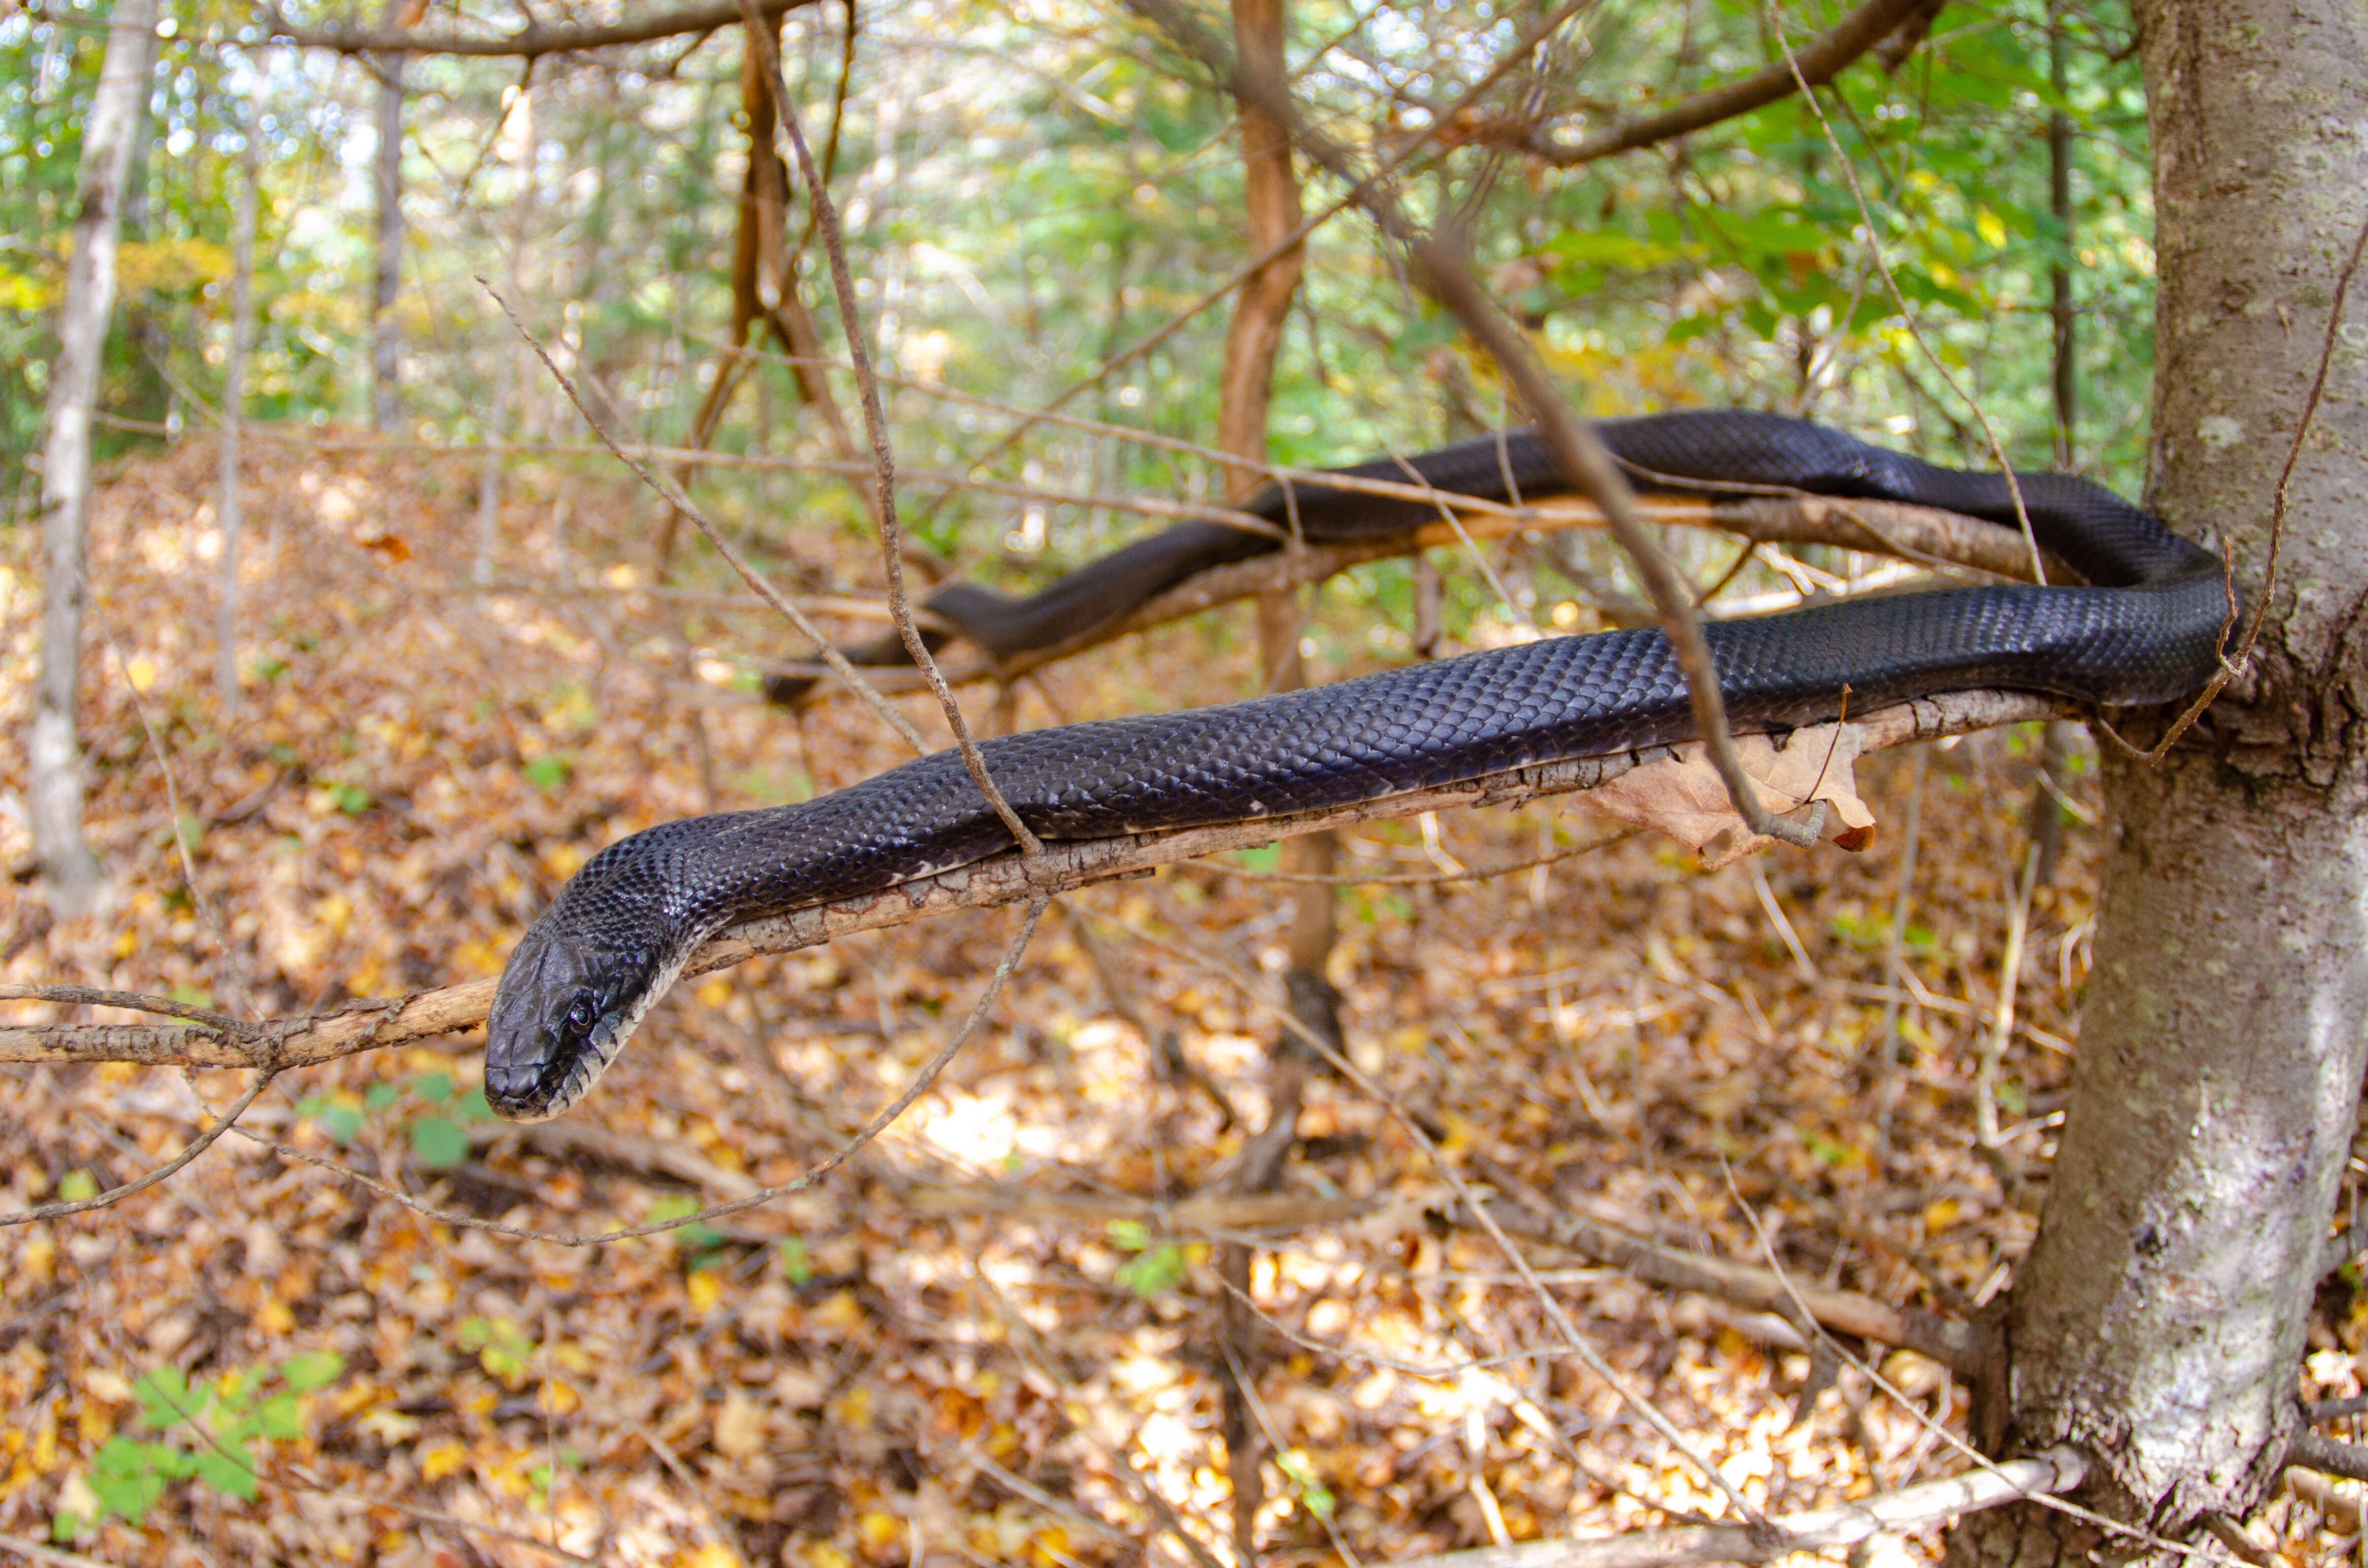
[1459,1196,1981,1371]
[261,0,816,57]
[2290,1431,2368,1484]
[1525,0,1933,165]
[763,490,2051,699]
[1386,1447,2088,1568]
[0,691,2050,1072]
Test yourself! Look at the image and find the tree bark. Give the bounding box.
[475,85,534,585]
[1948,0,2368,1555]
[216,148,260,723]
[369,0,409,435]
[1213,0,1312,1555]
[29,0,159,919]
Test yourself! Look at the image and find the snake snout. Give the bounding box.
[485,930,628,1121]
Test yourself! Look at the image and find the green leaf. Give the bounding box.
[1233,844,1279,873]
[409,1116,471,1170]
[257,1394,304,1439]
[411,1070,454,1103]
[455,1087,495,1124]
[1114,1243,1187,1300]
[89,1439,173,1522]
[521,755,571,794]
[779,1237,814,1286]
[1105,1218,1151,1253]
[334,784,373,815]
[54,1170,98,1202]
[319,1106,363,1145]
[134,1367,196,1429]
[278,1351,345,1392]
[645,1193,702,1227]
[193,1449,260,1500]
[363,1082,400,1112]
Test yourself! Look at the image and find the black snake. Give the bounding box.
[485,410,2229,1120]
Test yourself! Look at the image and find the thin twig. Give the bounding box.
[1414,240,1827,851]
[2,692,2055,1074]
[223,898,1048,1247]
[1083,905,1770,1524]
[1381,1449,2088,1568]
[482,279,934,754]
[2293,1432,2368,1485]
[0,1531,131,1568]
[1974,843,2041,1206]
[1765,2,2043,585]
[2137,206,2368,758]
[0,1071,275,1227]
[744,1,1045,856]
[910,0,1593,529]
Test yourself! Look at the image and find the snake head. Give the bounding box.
[483,916,670,1122]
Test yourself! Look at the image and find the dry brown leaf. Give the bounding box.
[1576,720,1878,869]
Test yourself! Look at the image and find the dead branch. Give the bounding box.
[761,489,2051,698]
[0,689,2053,1072]
[259,0,817,57]
[904,1182,1374,1234]
[744,0,1047,858]
[1524,0,1933,166]
[1455,1196,1982,1372]
[2290,1431,2368,1484]
[1384,1446,2087,1568]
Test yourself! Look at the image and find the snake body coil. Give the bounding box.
[486,411,2229,1120]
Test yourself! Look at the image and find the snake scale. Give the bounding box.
[485,410,2229,1120]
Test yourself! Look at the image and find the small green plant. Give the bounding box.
[779,1236,814,1286]
[56,1353,345,1539]
[302,1072,497,1166]
[454,1317,536,1384]
[521,755,571,794]
[647,1194,728,1270]
[1275,1449,1336,1518]
[1825,909,1935,954]
[1107,1220,1188,1300]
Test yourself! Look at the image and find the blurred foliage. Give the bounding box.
[2,0,2150,626]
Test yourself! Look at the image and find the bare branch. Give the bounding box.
[1381,1447,2088,1568]
[2291,1431,2368,1485]
[762,489,2050,700]
[1413,238,1826,850]
[0,690,2053,1072]
[743,0,1046,857]
[483,279,935,755]
[1524,0,1932,165]
[1457,1196,1981,1371]
[258,0,816,57]
[219,898,1050,1249]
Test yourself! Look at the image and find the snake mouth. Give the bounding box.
[484,926,661,1121]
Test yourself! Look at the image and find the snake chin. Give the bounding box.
[484,924,670,1122]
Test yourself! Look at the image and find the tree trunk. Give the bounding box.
[28,0,159,919]
[216,148,260,723]
[1948,0,2368,1555]
[1213,0,1313,1555]
[475,86,533,585]
[369,3,408,435]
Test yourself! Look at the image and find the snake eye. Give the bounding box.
[561,992,599,1043]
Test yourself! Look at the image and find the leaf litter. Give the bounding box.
[3,436,2364,1566]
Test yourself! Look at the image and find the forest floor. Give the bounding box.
[4,432,2365,1568]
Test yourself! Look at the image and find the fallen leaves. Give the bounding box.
[1,433,2360,1568]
